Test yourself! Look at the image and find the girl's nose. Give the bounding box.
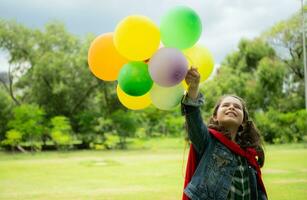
[228,104,235,110]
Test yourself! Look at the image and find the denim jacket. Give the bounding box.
[181,94,267,200]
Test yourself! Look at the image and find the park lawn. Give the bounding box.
[0,138,306,200]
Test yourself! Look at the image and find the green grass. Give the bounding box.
[262,143,307,199]
[0,138,306,200]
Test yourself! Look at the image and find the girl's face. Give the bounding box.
[214,96,244,130]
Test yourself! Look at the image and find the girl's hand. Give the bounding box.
[185,67,200,100]
[185,67,200,88]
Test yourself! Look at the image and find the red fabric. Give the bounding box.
[182,128,267,200]
[182,143,198,200]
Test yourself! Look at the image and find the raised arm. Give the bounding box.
[182,67,210,155]
[181,93,210,155]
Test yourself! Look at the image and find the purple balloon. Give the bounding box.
[149,47,188,87]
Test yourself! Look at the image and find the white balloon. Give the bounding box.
[150,83,184,110]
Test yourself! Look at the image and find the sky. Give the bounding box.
[0,0,301,72]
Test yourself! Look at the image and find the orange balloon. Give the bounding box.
[88,33,129,81]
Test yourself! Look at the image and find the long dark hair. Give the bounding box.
[207,95,265,167]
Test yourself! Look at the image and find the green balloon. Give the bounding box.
[118,61,153,96]
[150,83,184,110]
[160,6,202,50]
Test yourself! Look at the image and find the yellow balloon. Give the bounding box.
[183,45,215,83]
[182,80,188,91]
[117,85,151,110]
[114,15,160,61]
[88,33,129,81]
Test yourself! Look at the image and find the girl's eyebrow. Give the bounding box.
[234,103,242,108]
[221,102,242,108]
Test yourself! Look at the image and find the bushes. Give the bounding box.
[1,103,306,152]
[50,116,74,150]
[1,105,74,151]
[5,104,45,151]
[0,90,13,141]
[1,130,22,150]
[255,109,307,144]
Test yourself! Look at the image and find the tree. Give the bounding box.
[110,110,137,149]
[50,116,73,150]
[0,20,105,130]
[0,88,13,140]
[7,104,45,151]
[261,6,307,110]
[1,130,22,151]
[255,109,307,144]
[224,38,275,73]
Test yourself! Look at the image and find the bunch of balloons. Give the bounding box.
[88,6,214,111]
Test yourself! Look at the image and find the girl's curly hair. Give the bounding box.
[207,95,265,167]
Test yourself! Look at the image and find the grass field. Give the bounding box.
[0,138,306,200]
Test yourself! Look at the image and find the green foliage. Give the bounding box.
[253,58,286,111]
[261,7,306,110]
[164,113,185,136]
[0,89,13,140]
[224,38,275,72]
[255,109,307,144]
[138,106,166,137]
[75,111,100,135]
[0,19,104,130]
[103,132,120,150]
[135,127,147,139]
[137,106,185,137]
[110,110,137,149]
[50,131,72,149]
[50,116,73,150]
[1,130,22,149]
[256,58,285,95]
[7,104,45,151]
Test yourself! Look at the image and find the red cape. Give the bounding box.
[182,128,267,200]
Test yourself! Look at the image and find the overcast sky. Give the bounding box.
[0,0,301,72]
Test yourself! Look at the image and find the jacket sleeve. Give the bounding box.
[181,93,210,155]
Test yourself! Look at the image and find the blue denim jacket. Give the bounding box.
[181,95,267,200]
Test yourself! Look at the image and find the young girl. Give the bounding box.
[181,67,268,200]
